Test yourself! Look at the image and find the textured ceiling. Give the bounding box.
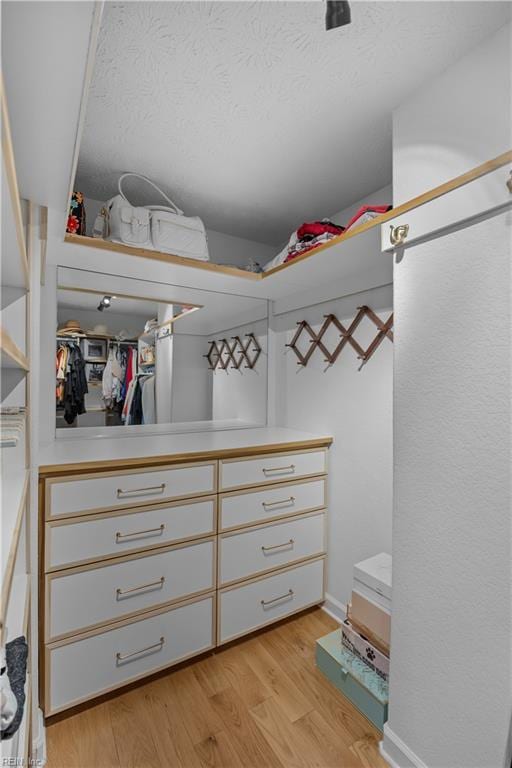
[75,1,510,244]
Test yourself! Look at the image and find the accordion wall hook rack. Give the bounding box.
[285,306,393,371]
[204,333,262,371]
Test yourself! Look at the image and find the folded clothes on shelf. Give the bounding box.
[263,205,392,272]
[0,411,26,448]
[344,204,392,232]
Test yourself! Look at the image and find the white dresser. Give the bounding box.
[39,428,331,716]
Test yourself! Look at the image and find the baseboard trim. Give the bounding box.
[32,707,47,765]
[322,593,346,623]
[380,725,428,768]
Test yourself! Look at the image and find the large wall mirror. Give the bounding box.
[54,267,268,435]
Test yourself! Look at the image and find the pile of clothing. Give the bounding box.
[56,342,88,424]
[122,374,155,425]
[102,344,135,411]
[263,204,392,272]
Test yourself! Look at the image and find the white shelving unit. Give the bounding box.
[1,76,33,766]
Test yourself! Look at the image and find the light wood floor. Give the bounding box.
[46,608,389,768]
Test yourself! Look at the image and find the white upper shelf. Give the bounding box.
[59,150,511,307]
[1,80,29,291]
[61,222,391,306]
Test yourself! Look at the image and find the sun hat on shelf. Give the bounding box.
[87,323,110,337]
[57,319,85,336]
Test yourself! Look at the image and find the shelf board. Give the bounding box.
[64,233,261,281]
[1,76,29,291]
[263,148,512,278]
[0,327,29,370]
[1,468,29,626]
[61,150,511,303]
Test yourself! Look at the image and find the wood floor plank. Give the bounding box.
[293,708,363,768]
[216,644,273,709]
[209,686,285,768]
[164,665,225,746]
[108,689,163,768]
[46,702,120,768]
[142,677,203,768]
[300,607,339,636]
[194,729,242,768]
[192,651,231,698]
[249,697,311,768]
[261,616,378,747]
[239,636,313,722]
[349,735,390,768]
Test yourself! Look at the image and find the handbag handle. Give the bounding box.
[118,172,183,216]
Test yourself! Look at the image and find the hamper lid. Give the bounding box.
[353,552,392,600]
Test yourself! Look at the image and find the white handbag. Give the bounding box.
[102,173,209,261]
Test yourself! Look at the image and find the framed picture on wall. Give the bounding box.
[85,362,105,383]
[84,338,107,361]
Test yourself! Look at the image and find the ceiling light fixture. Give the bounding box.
[325,1,351,30]
[97,295,113,312]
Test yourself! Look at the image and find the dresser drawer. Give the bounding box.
[219,512,325,586]
[218,557,325,644]
[45,593,215,715]
[46,538,215,642]
[219,478,326,531]
[219,450,326,491]
[46,461,216,519]
[45,496,216,571]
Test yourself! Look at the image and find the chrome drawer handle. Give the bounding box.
[116,576,165,598]
[116,636,165,663]
[261,589,294,607]
[262,464,295,476]
[116,483,165,498]
[261,539,294,553]
[115,524,165,542]
[262,496,295,509]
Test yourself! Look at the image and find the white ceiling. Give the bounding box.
[75,1,510,245]
[58,290,159,318]
[56,271,268,336]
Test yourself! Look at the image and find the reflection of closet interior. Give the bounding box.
[55,294,198,428]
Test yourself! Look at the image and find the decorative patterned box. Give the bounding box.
[316,629,388,731]
[341,619,389,682]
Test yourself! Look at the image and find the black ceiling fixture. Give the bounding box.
[97,295,114,312]
[325,1,351,30]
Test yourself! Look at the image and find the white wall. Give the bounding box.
[82,197,276,268]
[270,184,394,612]
[171,334,213,423]
[392,24,511,205]
[212,318,268,425]
[330,184,392,229]
[387,210,511,768]
[206,228,276,269]
[273,284,393,612]
[385,22,512,768]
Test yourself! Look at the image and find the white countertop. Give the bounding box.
[39,427,332,473]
